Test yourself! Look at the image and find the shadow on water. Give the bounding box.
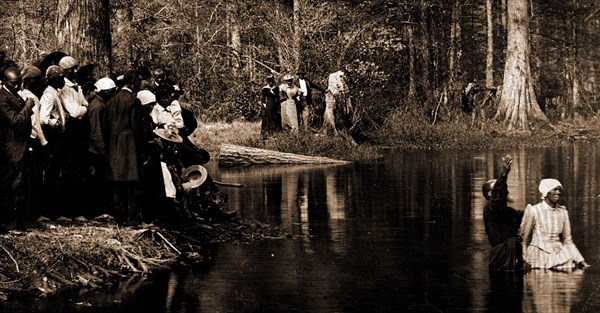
[5,141,600,312]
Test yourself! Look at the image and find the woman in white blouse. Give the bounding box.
[519,178,590,269]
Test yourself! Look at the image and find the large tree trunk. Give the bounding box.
[494,0,547,130]
[56,0,111,75]
[485,0,494,88]
[218,144,350,167]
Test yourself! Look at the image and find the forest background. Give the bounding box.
[1,0,599,152]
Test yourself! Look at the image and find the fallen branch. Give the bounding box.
[156,231,181,255]
[0,245,19,273]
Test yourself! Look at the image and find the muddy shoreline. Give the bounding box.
[0,216,287,302]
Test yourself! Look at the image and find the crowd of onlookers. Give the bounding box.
[0,51,232,233]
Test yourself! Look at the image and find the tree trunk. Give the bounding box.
[218,144,350,167]
[292,0,301,70]
[56,0,111,76]
[407,25,417,101]
[485,0,494,88]
[570,0,581,113]
[226,2,241,71]
[495,0,547,130]
[419,0,433,109]
[449,0,462,104]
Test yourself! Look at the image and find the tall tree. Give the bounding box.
[448,0,462,103]
[56,0,112,75]
[292,0,301,70]
[227,2,242,71]
[494,0,547,130]
[485,0,494,88]
[568,0,581,112]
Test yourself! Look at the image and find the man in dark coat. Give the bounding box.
[86,77,116,218]
[0,67,34,232]
[483,155,524,271]
[297,68,326,131]
[106,71,141,225]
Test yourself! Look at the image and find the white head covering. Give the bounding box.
[94,77,116,91]
[538,178,562,199]
[137,90,156,105]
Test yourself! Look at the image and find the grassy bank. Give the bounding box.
[189,112,600,162]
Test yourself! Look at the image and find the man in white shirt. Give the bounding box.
[58,55,90,217]
[297,68,326,131]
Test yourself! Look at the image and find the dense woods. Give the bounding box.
[1,0,599,133]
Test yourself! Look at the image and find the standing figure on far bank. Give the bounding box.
[322,70,349,136]
[519,178,590,270]
[296,68,326,131]
[260,73,281,136]
[279,74,300,134]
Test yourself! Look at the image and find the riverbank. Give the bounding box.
[0,216,287,301]
[192,114,600,162]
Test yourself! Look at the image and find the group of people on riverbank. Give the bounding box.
[260,68,349,136]
[0,52,232,232]
[483,155,590,272]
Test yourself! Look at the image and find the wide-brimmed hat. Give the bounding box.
[283,74,293,81]
[153,127,183,143]
[182,165,208,188]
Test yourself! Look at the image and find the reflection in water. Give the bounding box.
[215,144,600,312]
[7,142,600,312]
[523,269,584,313]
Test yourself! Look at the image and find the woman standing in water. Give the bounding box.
[519,178,590,269]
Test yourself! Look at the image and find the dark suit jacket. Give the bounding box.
[298,78,325,105]
[0,87,32,163]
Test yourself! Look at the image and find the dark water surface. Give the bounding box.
[5,142,600,312]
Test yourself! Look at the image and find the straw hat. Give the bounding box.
[182,165,208,188]
[153,127,183,143]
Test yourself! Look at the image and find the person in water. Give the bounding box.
[482,155,524,271]
[519,178,590,270]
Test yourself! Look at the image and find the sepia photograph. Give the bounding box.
[0,0,599,312]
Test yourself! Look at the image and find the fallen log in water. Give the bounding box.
[218,144,351,167]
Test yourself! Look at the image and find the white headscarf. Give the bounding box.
[538,178,562,199]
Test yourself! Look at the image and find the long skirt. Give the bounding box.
[489,236,522,271]
[280,100,298,134]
